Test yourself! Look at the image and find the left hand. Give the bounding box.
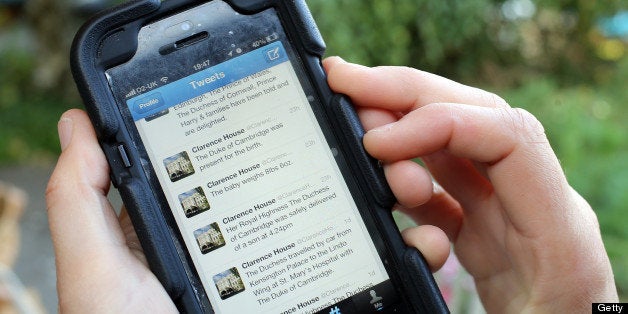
[46,109,177,313]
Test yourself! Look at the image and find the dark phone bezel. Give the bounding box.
[71,0,448,313]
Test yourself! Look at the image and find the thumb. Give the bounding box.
[401,224,450,272]
[46,109,127,282]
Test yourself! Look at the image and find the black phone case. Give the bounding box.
[70,0,449,313]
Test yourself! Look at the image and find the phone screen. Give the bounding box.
[105,1,400,313]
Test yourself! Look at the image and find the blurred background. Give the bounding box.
[0,0,626,312]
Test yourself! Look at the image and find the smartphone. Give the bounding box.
[71,0,447,313]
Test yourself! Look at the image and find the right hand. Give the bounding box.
[324,57,618,313]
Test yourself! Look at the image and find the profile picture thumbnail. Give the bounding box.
[194,222,226,254]
[213,267,245,300]
[179,187,210,218]
[163,151,195,182]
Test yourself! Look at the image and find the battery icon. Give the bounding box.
[265,33,279,42]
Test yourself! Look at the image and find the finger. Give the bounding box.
[422,151,493,211]
[365,103,572,232]
[383,161,433,208]
[46,109,126,272]
[395,183,463,240]
[401,225,450,272]
[323,58,402,131]
[323,56,509,113]
[355,106,400,131]
[364,104,548,165]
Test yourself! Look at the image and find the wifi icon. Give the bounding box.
[160,77,169,83]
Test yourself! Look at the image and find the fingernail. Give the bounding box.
[58,117,74,151]
[368,122,395,133]
[432,180,444,194]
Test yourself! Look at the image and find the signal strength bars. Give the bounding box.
[125,89,137,98]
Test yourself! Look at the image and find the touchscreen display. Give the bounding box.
[106,2,397,313]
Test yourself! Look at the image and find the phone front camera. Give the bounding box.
[181,21,192,31]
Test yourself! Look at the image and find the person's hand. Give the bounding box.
[323,57,618,312]
[46,109,177,313]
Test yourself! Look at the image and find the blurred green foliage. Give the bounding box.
[0,0,626,299]
[0,49,74,163]
[308,0,625,85]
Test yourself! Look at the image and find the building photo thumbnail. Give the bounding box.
[163,151,195,182]
[179,187,210,218]
[213,267,245,300]
[194,222,226,254]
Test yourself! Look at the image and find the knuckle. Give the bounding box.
[471,87,511,108]
[44,175,62,211]
[487,92,510,108]
[501,107,546,140]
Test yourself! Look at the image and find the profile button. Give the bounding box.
[133,93,165,115]
[353,281,399,312]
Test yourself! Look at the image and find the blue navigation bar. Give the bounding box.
[126,41,289,121]
[133,92,165,114]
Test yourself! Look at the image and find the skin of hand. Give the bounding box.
[323,56,618,313]
[46,109,177,313]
